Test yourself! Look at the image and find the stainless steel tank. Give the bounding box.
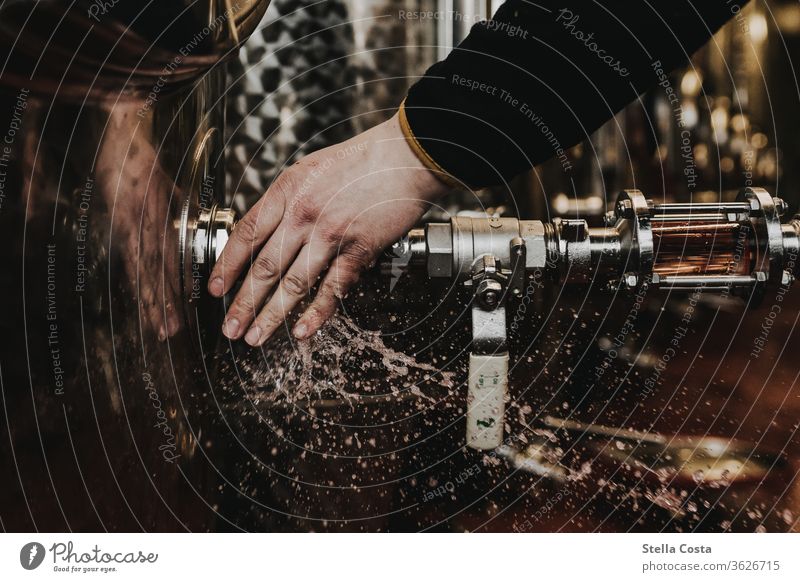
[0,0,268,531]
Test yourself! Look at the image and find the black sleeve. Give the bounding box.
[402,0,748,188]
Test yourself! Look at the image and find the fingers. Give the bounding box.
[157,304,181,342]
[208,184,287,297]
[222,225,303,339]
[158,275,182,341]
[243,242,335,346]
[292,254,362,340]
[160,239,182,341]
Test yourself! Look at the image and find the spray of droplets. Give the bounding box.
[227,313,457,406]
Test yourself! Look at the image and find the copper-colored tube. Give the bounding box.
[652,219,751,277]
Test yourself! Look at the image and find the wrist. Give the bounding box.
[395,101,463,194]
[385,109,456,199]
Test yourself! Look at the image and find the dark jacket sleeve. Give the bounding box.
[401,0,747,188]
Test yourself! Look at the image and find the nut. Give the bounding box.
[476,279,503,309]
[520,221,548,269]
[561,219,587,242]
[748,196,762,216]
[615,199,634,219]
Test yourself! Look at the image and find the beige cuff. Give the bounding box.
[398,98,462,190]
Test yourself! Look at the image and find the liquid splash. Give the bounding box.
[227,313,457,407]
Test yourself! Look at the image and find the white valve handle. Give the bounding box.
[466,353,509,450]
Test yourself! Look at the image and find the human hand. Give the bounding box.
[97,105,182,342]
[209,112,450,346]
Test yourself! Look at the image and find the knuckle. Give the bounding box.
[282,272,308,296]
[290,195,319,226]
[231,288,256,314]
[252,252,279,281]
[326,269,359,298]
[257,308,285,330]
[342,241,375,269]
[270,168,300,203]
[305,304,325,319]
[230,213,259,248]
[305,303,334,325]
[272,170,315,225]
[319,223,345,246]
[316,279,338,300]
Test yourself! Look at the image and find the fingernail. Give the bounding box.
[222,317,240,338]
[209,277,224,297]
[244,326,262,346]
[293,322,308,339]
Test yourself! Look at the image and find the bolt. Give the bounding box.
[782,270,794,286]
[755,271,767,282]
[748,197,762,216]
[774,198,788,217]
[624,273,638,288]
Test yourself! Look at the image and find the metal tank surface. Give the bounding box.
[0,0,269,531]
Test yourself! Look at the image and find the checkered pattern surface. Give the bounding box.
[225,0,357,208]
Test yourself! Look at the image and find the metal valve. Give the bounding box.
[177,199,238,342]
[179,201,238,304]
[383,187,800,450]
[184,187,800,451]
[391,187,799,296]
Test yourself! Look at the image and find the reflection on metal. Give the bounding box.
[544,415,667,445]
[0,1,269,100]
[591,436,777,487]
[496,442,568,482]
[545,416,782,487]
[178,125,238,323]
[382,188,799,295]
[0,0,269,530]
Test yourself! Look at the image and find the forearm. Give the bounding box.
[402,0,748,188]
